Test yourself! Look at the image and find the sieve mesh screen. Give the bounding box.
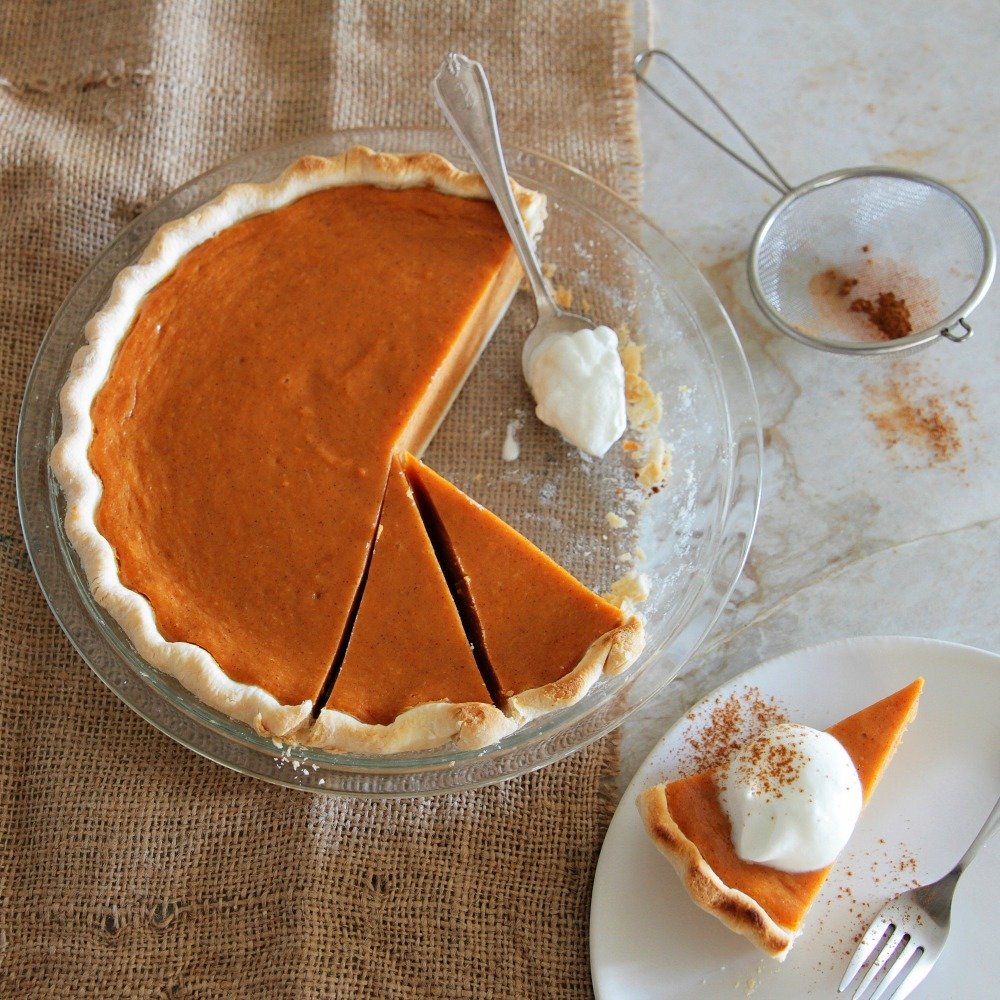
[753,173,988,347]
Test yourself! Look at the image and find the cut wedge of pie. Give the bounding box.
[307,456,513,752]
[52,146,644,752]
[637,679,923,959]
[407,455,643,723]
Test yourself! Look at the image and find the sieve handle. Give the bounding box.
[634,49,793,195]
[941,318,973,342]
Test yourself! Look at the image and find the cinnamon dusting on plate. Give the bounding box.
[812,839,923,975]
[675,686,789,777]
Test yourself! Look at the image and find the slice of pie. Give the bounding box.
[406,455,643,722]
[637,679,923,959]
[53,147,545,741]
[307,456,513,752]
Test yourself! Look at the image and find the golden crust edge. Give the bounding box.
[302,699,516,754]
[50,147,546,743]
[635,784,796,960]
[504,615,644,724]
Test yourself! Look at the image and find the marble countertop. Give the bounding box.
[621,0,1000,785]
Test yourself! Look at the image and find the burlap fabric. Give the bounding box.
[0,3,640,995]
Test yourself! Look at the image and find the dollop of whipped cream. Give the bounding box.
[522,325,626,457]
[718,723,863,873]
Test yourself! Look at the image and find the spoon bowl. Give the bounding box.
[433,52,628,456]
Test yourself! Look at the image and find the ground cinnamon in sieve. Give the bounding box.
[849,291,913,339]
[808,262,930,342]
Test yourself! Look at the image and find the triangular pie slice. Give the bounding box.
[637,679,923,959]
[307,456,513,752]
[405,455,644,723]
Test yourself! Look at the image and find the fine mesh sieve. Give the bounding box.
[635,49,996,356]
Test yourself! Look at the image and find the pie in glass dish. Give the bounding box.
[52,146,644,752]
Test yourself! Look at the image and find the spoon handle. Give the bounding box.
[432,53,558,321]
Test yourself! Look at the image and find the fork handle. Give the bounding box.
[916,793,1000,921]
[955,792,1000,876]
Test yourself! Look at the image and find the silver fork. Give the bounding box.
[839,792,1000,999]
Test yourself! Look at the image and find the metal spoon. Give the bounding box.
[432,53,591,382]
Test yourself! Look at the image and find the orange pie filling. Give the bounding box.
[88,176,523,710]
[639,679,923,957]
[406,456,641,722]
[57,149,645,751]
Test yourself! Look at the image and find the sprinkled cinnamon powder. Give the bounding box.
[813,839,923,969]
[730,727,806,799]
[676,686,788,777]
[864,375,972,467]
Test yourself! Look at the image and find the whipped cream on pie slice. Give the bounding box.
[637,679,923,959]
[719,723,863,872]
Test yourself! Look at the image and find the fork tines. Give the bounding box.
[839,919,931,1000]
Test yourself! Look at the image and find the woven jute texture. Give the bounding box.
[0,2,640,996]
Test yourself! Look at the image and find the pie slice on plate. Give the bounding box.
[637,678,924,958]
[406,455,643,723]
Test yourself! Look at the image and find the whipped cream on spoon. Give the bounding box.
[433,53,627,458]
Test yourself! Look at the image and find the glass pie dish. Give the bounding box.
[16,127,761,796]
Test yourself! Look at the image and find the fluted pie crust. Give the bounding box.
[52,147,644,754]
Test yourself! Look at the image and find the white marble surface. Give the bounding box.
[621,0,1000,786]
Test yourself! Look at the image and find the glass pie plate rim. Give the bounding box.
[16,126,762,797]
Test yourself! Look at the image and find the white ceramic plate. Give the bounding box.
[591,636,1000,999]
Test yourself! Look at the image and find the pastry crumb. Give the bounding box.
[606,511,627,529]
[621,341,663,432]
[637,435,670,489]
[553,285,574,310]
[617,333,669,492]
[604,569,650,613]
